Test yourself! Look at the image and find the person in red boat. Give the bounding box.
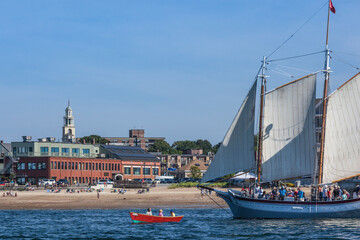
[159,209,163,216]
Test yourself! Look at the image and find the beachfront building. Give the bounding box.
[174,159,209,179]
[12,138,160,185]
[104,129,165,151]
[151,149,213,178]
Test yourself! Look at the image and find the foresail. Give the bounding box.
[202,80,257,183]
[323,73,360,183]
[262,74,317,182]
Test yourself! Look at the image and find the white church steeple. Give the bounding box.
[62,100,76,143]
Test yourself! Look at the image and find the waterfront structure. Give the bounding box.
[12,138,160,185]
[62,101,76,143]
[105,129,165,151]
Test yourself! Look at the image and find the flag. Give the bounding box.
[329,0,336,14]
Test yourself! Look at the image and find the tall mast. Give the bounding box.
[318,1,332,185]
[257,56,267,183]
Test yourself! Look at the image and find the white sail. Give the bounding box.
[262,74,317,182]
[202,80,257,183]
[322,73,360,183]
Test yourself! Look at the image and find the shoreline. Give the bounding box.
[0,186,227,210]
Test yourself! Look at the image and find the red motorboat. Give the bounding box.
[129,212,183,223]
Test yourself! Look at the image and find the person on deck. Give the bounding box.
[353,184,360,199]
[297,188,304,201]
[159,209,163,217]
[279,186,286,200]
[170,210,175,217]
[146,208,152,215]
[333,186,340,200]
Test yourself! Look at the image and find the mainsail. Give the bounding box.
[322,73,360,183]
[202,80,257,183]
[261,74,317,182]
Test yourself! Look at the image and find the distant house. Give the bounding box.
[175,159,209,179]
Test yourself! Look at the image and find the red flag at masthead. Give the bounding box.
[329,0,336,14]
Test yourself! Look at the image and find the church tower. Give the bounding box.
[62,100,76,143]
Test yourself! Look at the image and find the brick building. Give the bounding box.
[12,139,160,185]
[104,129,165,151]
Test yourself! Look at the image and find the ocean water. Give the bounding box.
[0,209,359,240]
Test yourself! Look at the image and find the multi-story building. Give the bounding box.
[12,138,160,185]
[105,129,165,151]
[151,149,214,177]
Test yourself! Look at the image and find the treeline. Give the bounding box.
[79,134,222,155]
[148,139,221,154]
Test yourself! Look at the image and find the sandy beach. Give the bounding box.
[0,185,227,210]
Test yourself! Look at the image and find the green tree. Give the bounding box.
[189,166,202,180]
[195,139,212,153]
[79,135,110,144]
[212,142,221,154]
[148,140,172,153]
[172,140,197,153]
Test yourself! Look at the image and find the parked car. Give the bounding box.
[57,179,69,186]
[98,179,114,185]
[38,179,56,186]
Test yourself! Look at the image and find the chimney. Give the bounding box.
[83,139,86,144]
[92,138,95,145]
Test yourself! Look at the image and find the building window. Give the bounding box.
[28,163,36,170]
[51,147,59,156]
[29,147,33,152]
[27,178,36,185]
[17,163,25,170]
[85,163,88,170]
[124,167,131,175]
[65,162,67,170]
[143,167,150,175]
[38,162,46,170]
[40,147,49,156]
[54,161,57,170]
[75,162,78,170]
[105,163,108,171]
[17,178,26,185]
[152,168,159,176]
[62,148,69,153]
[51,162,53,169]
[133,167,141,175]
[58,162,61,169]
[83,149,90,156]
[18,147,27,153]
[96,163,98,170]
[72,148,80,157]
[13,147,16,154]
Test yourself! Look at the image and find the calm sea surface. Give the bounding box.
[0,209,359,240]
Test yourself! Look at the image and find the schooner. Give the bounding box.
[201,1,360,218]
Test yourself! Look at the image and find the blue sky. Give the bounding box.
[0,0,359,145]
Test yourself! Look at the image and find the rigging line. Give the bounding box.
[271,64,313,73]
[271,69,294,78]
[266,1,328,59]
[332,54,360,70]
[332,50,360,57]
[206,191,232,216]
[268,51,325,62]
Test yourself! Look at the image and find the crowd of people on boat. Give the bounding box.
[235,184,360,202]
[145,208,175,217]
